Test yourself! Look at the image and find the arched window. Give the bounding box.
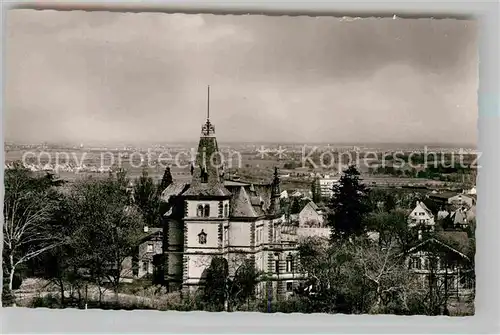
[224,204,229,217]
[197,204,204,217]
[204,204,210,217]
[198,229,207,245]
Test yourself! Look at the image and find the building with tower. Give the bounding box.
[159,87,301,298]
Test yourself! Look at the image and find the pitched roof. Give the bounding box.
[414,201,433,217]
[407,236,471,261]
[224,180,250,187]
[437,210,450,220]
[308,201,319,211]
[435,230,472,257]
[160,182,190,203]
[429,192,458,200]
[451,209,467,225]
[231,186,258,218]
[183,129,231,197]
[140,227,163,242]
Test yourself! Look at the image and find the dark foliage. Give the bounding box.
[327,166,370,240]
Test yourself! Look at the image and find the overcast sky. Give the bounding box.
[5,10,478,145]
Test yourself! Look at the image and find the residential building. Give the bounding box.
[408,201,435,230]
[448,194,476,208]
[122,227,163,282]
[298,201,324,228]
[318,177,339,198]
[405,232,475,308]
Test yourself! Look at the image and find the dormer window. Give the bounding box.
[201,167,208,183]
[198,229,207,244]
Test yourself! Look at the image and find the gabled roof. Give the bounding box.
[412,201,433,218]
[451,209,467,225]
[407,235,471,262]
[419,201,433,216]
[437,210,450,220]
[300,201,320,215]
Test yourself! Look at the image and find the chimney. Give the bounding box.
[418,229,422,241]
[144,226,149,233]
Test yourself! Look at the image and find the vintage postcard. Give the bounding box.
[3,10,477,316]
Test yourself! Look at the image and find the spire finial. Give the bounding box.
[201,85,215,136]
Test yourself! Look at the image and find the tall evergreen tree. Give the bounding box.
[327,165,370,241]
[384,193,396,212]
[159,166,173,191]
[133,169,162,227]
[311,178,321,204]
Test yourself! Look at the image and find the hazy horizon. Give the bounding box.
[5,10,478,145]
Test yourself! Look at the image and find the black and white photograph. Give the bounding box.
[3,9,478,316]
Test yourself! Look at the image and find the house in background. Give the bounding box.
[405,231,475,313]
[408,201,435,231]
[298,201,324,228]
[318,177,339,199]
[448,194,476,208]
[122,227,163,283]
[464,186,476,195]
[428,192,458,207]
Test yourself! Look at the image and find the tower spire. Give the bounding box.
[207,85,210,120]
[201,85,215,137]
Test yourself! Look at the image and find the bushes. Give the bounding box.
[2,285,15,307]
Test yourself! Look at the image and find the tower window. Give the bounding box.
[224,204,229,217]
[274,254,280,273]
[286,255,294,272]
[197,205,204,217]
[204,204,210,217]
[198,229,207,245]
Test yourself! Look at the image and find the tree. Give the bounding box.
[66,173,144,301]
[201,256,261,311]
[290,197,302,215]
[295,236,423,315]
[202,257,230,311]
[294,237,367,314]
[311,178,321,204]
[3,165,65,297]
[353,239,418,314]
[327,165,370,240]
[384,194,397,212]
[133,169,163,227]
[364,209,415,254]
[159,166,173,192]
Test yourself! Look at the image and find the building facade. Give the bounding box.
[318,177,339,198]
[160,116,298,297]
[408,201,435,231]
